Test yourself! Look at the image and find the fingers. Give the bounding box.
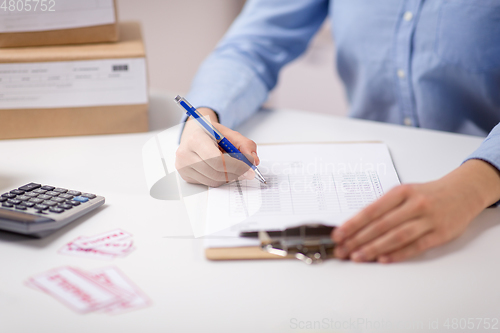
[334,195,425,259]
[330,182,468,263]
[176,122,258,187]
[349,219,433,262]
[223,127,260,166]
[181,166,238,188]
[177,149,249,185]
[378,232,443,263]
[193,151,251,181]
[252,152,260,166]
[333,185,412,243]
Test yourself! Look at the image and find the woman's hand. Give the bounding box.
[332,159,500,263]
[175,108,260,187]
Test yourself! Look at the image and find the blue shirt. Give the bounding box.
[186,0,500,174]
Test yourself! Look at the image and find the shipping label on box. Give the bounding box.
[0,0,116,33]
[0,58,148,109]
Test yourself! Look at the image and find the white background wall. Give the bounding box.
[117,0,348,118]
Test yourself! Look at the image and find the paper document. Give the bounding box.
[204,143,400,248]
[0,0,115,33]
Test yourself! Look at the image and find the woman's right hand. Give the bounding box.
[175,108,260,187]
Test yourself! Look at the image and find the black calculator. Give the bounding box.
[0,183,105,237]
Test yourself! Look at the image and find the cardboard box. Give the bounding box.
[0,21,149,140]
[0,0,119,48]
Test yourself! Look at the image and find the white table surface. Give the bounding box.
[0,102,499,333]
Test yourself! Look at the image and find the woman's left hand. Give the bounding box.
[331,160,500,263]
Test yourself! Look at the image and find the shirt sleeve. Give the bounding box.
[464,122,500,206]
[184,0,329,129]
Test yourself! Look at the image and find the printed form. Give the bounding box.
[204,143,401,248]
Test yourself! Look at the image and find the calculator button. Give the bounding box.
[38,194,52,200]
[10,189,25,195]
[33,189,47,194]
[43,200,57,207]
[59,204,73,210]
[72,196,89,203]
[67,200,81,206]
[8,199,22,205]
[81,193,96,199]
[49,207,64,214]
[29,198,44,204]
[16,205,27,211]
[41,186,55,191]
[34,204,49,210]
[58,194,74,200]
[2,202,14,208]
[17,195,31,201]
[2,193,17,199]
[25,192,39,198]
[45,191,60,197]
[67,190,81,196]
[53,188,68,193]
[51,197,65,203]
[0,197,7,202]
[18,183,41,191]
[24,202,35,207]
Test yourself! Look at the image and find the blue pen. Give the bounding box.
[174,95,267,184]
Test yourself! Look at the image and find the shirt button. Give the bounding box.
[404,117,413,126]
[397,69,406,79]
[403,11,413,21]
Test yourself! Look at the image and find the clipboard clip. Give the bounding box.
[240,223,336,264]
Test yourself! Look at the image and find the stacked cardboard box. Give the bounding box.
[0,1,149,140]
[0,0,119,48]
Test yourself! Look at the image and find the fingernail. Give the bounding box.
[378,256,391,264]
[351,251,366,262]
[251,152,259,165]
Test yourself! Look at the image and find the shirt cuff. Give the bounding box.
[463,123,500,207]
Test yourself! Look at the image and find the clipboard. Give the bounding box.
[203,141,400,264]
[206,224,336,264]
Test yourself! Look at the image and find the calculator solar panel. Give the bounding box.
[0,183,105,237]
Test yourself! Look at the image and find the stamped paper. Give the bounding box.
[58,230,135,260]
[27,266,150,315]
